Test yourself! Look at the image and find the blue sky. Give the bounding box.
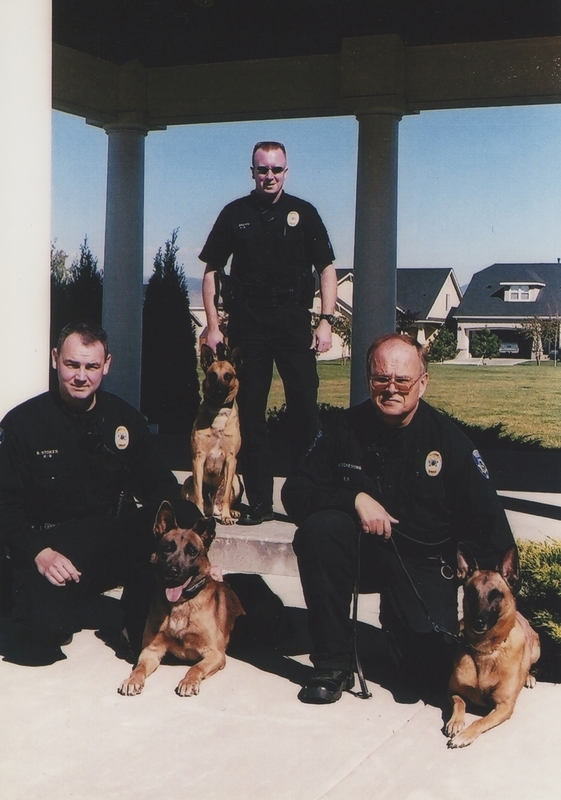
[52,104,561,292]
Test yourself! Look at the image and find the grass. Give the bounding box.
[267,359,561,449]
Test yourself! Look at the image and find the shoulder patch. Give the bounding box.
[0,428,4,447]
[472,449,490,479]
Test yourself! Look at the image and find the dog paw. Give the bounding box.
[118,678,145,696]
[444,720,465,739]
[175,678,200,697]
[220,516,237,525]
[447,731,474,749]
[525,673,537,689]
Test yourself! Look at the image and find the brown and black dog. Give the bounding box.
[119,501,244,697]
[182,343,243,525]
[445,544,540,748]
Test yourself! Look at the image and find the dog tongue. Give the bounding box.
[166,583,187,603]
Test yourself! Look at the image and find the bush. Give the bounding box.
[471,327,501,360]
[426,327,458,362]
[518,540,561,681]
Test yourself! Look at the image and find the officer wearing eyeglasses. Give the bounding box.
[282,333,515,704]
[200,141,337,526]
[0,322,200,665]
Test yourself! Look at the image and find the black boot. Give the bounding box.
[298,668,355,704]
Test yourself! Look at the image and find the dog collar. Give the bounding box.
[181,575,207,599]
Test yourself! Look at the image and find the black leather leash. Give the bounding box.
[389,527,462,643]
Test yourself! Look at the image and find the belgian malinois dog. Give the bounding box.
[182,343,243,525]
[119,502,244,697]
[445,544,540,748]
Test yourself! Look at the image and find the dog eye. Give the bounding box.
[186,543,198,558]
[488,589,503,603]
[162,541,176,554]
[223,372,233,383]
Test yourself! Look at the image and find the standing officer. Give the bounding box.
[0,322,200,665]
[200,141,338,525]
[282,333,515,703]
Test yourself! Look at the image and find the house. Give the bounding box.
[312,267,462,360]
[395,268,462,345]
[453,263,561,359]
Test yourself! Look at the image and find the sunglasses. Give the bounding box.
[369,372,426,395]
[253,166,285,175]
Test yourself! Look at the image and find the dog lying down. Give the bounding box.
[445,544,540,748]
[119,501,244,697]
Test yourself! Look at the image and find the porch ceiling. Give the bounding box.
[53,0,561,69]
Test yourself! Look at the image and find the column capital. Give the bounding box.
[103,118,150,136]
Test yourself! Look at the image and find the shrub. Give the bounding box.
[518,540,561,681]
[426,327,458,362]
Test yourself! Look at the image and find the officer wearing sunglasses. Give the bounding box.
[200,141,338,526]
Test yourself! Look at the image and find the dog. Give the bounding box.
[445,544,540,748]
[119,501,244,697]
[182,342,243,525]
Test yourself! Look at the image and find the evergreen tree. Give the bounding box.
[67,236,103,325]
[471,327,501,360]
[427,326,458,362]
[427,325,458,363]
[141,230,200,434]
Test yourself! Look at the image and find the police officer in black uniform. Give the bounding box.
[0,322,199,665]
[282,333,515,703]
[200,141,337,525]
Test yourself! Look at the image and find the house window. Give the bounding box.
[445,293,451,311]
[507,285,532,302]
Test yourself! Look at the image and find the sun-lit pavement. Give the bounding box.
[2,471,560,800]
[1,570,560,800]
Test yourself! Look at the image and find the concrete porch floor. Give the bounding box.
[1,569,560,800]
[2,475,560,799]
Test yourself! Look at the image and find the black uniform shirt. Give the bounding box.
[282,399,514,568]
[199,191,335,292]
[0,390,179,564]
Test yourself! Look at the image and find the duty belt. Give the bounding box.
[243,286,297,307]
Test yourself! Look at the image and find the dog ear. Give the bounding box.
[230,346,242,369]
[200,344,216,373]
[192,516,217,551]
[498,544,521,592]
[457,544,478,581]
[154,501,177,536]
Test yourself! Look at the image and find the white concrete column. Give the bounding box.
[350,111,401,403]
[102,123,148,409]
[0,1,51,418]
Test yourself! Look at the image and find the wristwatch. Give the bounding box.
[319,314,336,325]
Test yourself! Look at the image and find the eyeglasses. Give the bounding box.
[369,372,426,394]
[253,166,286,175]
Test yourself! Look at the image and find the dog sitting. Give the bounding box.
[182,343,243,525]
[445,544,540,748]
[119,501,244,697]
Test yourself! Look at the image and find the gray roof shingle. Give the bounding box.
[454,263,561,319]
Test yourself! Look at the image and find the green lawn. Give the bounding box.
[267,359,561,448]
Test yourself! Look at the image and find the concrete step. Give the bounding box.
[173,473,561,578]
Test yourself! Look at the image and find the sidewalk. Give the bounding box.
[1,570,560,800]
[2,476,560,799]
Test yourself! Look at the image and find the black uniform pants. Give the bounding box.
[293,510,458,690]
[228,299,319,508]
[11,500,200,654]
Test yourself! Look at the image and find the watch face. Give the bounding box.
[321,314,335,324]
